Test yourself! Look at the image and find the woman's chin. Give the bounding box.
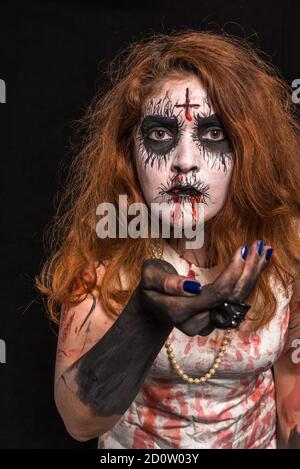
[161,216,205,236]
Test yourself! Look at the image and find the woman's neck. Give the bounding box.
[168,235,208,268]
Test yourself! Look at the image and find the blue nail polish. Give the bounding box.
[265,247,273,261]
[257,240,265,256]
[183,280,202,294]
[241,245,249,260]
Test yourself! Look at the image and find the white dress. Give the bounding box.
[98,241,292,449]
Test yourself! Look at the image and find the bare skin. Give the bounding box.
[54,239,272,441]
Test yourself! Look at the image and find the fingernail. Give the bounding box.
[183,280,202,294]
[257,240,265,256]
[241,245,249,260]
[265,247,273,261]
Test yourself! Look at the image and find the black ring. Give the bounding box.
[209,301,251,329]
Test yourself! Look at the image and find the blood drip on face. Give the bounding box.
[170,194,202,226]
[190,195,202,226]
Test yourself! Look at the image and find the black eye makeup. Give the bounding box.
[137,115,184,168]
[136,91,234,173]
[191,113,233,174]
[136,92,184,169]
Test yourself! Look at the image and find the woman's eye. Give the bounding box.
[148,128,173,141]
[202,128,226,141]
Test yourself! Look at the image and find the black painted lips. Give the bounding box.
[167,185,201,197]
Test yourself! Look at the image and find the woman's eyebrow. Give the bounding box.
[140,115,179,132]
[196,113,223,128]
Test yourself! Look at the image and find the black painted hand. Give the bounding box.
[133,239,272,336]
[61,239,273,421]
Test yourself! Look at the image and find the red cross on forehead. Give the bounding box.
[174,87,200,121]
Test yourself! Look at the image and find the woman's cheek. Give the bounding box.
[208,174,232,208]
[136,170,158,205]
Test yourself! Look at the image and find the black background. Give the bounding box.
[0,0,299,449]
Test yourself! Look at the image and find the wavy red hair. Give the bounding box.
[35,30,300,329]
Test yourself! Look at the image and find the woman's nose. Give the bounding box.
[171,137,200,174]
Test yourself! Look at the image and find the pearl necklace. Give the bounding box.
[165,331,231,384]
[149,238,231,384]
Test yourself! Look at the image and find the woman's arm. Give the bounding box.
[55,260,188,441]
[273,275,300,449]
[55,241,270,442]
[54,262,175,441]
[54,289,122,441]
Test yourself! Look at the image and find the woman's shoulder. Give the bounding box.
[56,261,118,373]
[63,259,118,331]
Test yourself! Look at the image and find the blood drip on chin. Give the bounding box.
[190,195,202,226]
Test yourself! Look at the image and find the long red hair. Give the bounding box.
[36,30,300,329]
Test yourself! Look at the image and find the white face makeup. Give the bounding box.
[133,75,234,235]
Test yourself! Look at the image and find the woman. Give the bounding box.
[36,30,300,449]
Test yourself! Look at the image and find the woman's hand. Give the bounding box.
[54,238,273,435]
[132,239,273,336]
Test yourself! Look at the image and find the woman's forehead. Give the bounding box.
[141,76,213,120]
[144,75,208,104]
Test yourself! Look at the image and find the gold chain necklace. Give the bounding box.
[149,238,231,384]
